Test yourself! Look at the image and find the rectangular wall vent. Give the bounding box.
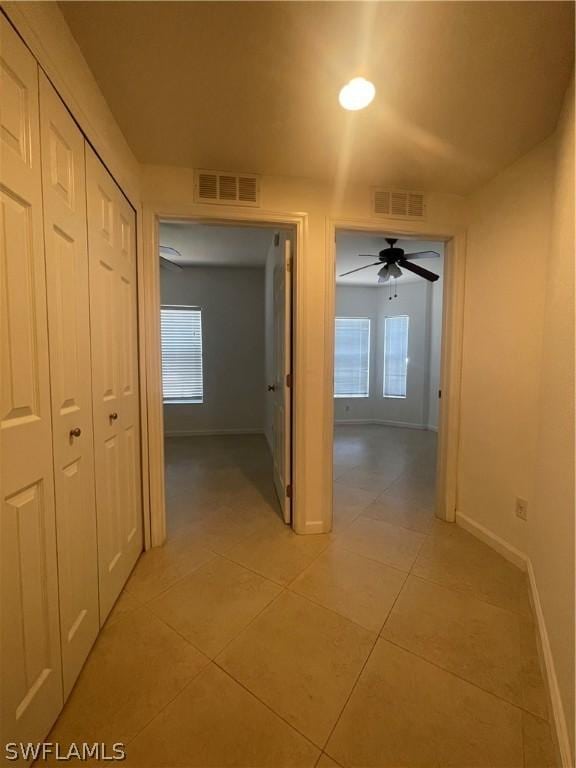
[372,189,426,220]
[195,170,260,206]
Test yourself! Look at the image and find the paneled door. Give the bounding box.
[39,73,99,698]
[85,146,142,624]
[0,17,63,744]
[271,233,292,524]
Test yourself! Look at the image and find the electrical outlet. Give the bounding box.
[515,497,528,521]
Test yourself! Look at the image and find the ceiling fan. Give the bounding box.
[339,238,440,283]
[159,245,183,272]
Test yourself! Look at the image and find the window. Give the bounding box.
[334,317,370,398]
[383,315,409,398]
[160,305,204,403]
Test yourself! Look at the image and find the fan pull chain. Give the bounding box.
[394,278,398,299]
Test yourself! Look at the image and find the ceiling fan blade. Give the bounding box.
[339,261,380,277]
[160,255,183,272]
[403,250,440,260]
[159,244,183,271]
[159,245,182,258]
[397,258,439,282]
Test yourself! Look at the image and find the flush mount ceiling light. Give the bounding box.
[338,77,376,111]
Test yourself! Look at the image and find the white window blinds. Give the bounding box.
[383,315,409,398]
[160,306,204,403]
[334,317,371,398]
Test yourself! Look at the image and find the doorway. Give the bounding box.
[332,229,447,540]
[158,221,294,546]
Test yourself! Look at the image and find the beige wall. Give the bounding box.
[530,84,575,759]
[142,166,466,533]
[5,2,573,753]
[459,79,574,761]
[2,1,140,203]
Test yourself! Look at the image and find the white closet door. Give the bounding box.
[86,146,142,624]
[0,17,63,744]
[39,73,99,698]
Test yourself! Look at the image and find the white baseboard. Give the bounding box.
[334,418,376,425]
[164,428,264,437]
[455,511,527,570]
[335,419,431,431]
[525,559,573,768]
[455,510,572,767]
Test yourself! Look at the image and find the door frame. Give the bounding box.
[142,204,305,546]
[325,218,467,522]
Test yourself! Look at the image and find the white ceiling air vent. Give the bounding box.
[372,189,426,220]
[195,170,260,207]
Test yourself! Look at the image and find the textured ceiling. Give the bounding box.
[61,1,574,194]
[159,222,275,267]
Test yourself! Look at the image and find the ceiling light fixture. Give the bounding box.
[338,77,376,111]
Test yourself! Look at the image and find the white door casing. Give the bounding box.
[0,16,64,745]
[39,72,100,698]
[271,233,292,523]
[86,146,143,624]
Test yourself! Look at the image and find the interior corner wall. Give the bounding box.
[161,266,266,436]
[334,279,442,430]
[459,77,575,761]
[529,80,575,760]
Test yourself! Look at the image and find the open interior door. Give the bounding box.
[271,233,292,523]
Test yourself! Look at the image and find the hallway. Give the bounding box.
[44,427,556,766]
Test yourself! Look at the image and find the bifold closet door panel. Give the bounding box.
[0,17,63,743]
[39,73,100,699]
[85,146,143,624]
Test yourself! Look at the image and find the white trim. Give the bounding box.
[525,559,573,768]
[334,419,430,430]
[164,429,265,437]
[427,425,439,432]
[326,219,466,527]
[455,510,572,768]
[143,205,308,542]
[455,511,527,570]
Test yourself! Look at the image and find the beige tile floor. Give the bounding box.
[42,427,557,767]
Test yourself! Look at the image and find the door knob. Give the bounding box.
[69,427,82,438]
[267,384,275,392]
[109,412,118,421]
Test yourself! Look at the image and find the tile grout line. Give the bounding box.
[319,568,414,757]
[155,432,537,764]
[213,660,325,755]
[377,633,548,723]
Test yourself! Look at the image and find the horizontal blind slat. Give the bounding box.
[160,306,204,402]
[334,317,370,397]
[383,315,409,398]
